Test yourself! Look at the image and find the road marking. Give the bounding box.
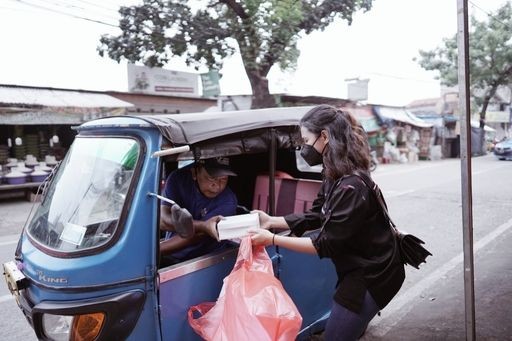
[371,216,512,337]
[0,294,14,303]
[0,240,18,246]
[377,160,510,200]
[0,233,22,247]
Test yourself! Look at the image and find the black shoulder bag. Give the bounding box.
[355,172,432,269]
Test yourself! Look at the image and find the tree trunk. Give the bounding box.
[477,88,496,155]
[245,69,276,109]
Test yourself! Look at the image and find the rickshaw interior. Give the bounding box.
[156,127,323,269]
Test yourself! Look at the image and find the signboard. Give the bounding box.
[201,70,221,98]
[486,110,511,123]
[347,78,369,101]
[127,64,198,97]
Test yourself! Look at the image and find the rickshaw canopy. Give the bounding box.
[80,106,315,145]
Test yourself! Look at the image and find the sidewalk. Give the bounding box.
[362,219,512,341]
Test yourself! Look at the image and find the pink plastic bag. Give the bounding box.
[188,237,303,341]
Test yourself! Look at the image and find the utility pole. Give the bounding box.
[456,0,476,339]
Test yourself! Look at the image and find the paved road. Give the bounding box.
[0,198,40,339]
[0,155,510,340]
[363,155,512,340]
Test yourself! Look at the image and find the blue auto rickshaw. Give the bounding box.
[3,106,336,340]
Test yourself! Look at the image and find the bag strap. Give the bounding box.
[353,171,397,230]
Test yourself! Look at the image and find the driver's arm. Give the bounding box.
[160,204,176,232]
[160,234,205,255]
[160,204,221,240]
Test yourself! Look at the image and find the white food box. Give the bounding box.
[217,213,260,240]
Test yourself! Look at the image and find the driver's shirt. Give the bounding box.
[162,167,237,260]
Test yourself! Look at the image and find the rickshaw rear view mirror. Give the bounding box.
[148,192,194,239]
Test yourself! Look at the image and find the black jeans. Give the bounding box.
[324,291,379,341]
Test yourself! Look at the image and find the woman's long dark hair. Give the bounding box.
[300,104,370,180]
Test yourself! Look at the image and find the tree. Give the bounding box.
[416,3,512,153]
[98,0,373,109]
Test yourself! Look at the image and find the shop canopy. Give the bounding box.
[0,85,133,125]
[342,106,381,133]
[375,106,433,128]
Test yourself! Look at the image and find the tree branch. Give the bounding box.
[219,0,249,19]
[298,0,358,32]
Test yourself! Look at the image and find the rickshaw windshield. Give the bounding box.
[27,137,140,252]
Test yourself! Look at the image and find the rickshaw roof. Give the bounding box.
[81,106,314,145]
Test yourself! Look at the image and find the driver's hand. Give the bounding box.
[204,215,222,241]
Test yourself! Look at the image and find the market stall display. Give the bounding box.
[30,169,49,183]
[5,169,27,185]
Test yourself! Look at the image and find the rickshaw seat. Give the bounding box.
[252,174,321,216]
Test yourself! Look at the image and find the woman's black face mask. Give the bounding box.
[300,135,324,166]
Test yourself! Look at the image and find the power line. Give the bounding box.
[0,5,40,13]
[8,0,118,27]
[368,72,439,84]
[35,0,121,22]
[468,0,512,31]
[72,0,120,12]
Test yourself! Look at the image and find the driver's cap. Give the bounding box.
[200,157,237,177]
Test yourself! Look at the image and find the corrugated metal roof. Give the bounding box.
[0,85,133,108]
[0,108,127,125]
[376,106,433,128]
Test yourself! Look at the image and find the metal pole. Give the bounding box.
[456,0,476,339]
[269,128,277,216]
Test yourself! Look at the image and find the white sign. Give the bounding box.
[347,78,369,101]
[127,64,198,97]
[60,222,87,246]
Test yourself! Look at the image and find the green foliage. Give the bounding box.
[416,3,512,111]
[98,0,373,107]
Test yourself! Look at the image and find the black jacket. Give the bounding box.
[285,173,405,313]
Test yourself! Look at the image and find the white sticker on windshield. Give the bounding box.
[60,223,87,246]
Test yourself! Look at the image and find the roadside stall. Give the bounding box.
[0,85,132,198]
[374,106,434,162]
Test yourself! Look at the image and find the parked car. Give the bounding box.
[493,138,512,160]
[3,107,337,341]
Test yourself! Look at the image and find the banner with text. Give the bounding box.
[200,70,221,98]
[127,64,198,97]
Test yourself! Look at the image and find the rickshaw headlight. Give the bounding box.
[42,312,105,341]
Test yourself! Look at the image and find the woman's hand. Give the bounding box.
[252,210,273,230]
[248,228,273,246]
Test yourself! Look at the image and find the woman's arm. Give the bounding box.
[248,228,317,255]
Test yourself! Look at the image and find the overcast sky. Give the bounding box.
[0,0,508,106]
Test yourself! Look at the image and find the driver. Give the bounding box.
[160,157,238,264]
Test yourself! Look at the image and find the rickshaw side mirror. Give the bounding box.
[148,192,194,239]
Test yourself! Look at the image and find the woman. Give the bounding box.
[249,104,405,341]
